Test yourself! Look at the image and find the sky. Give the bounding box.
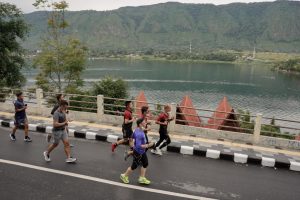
[3,0,283,13]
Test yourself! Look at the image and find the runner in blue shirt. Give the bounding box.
[120,118,151,185]
[10,92,32,142]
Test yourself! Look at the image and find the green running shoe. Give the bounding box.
[138,176,151,185]
[120,174,129,184]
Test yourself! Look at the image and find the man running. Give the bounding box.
[151,104,174,156]
[120,118,151,185]
[43,100,76,163]
[10,92,32,142]
[47,94,64,142]
[124,106,154,160]
[112,101,135,152]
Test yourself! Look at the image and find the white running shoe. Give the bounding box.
[43,151,51,162]
[66,157,77,163]
[151,149,162,156]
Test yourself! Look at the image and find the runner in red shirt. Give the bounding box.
[112,101,135,152]
[151,105,174,156]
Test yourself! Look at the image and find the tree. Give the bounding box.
[91,77,129,113]
[33,0,87,92]
[0,3,28,88]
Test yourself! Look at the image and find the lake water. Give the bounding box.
[24,59,300,125]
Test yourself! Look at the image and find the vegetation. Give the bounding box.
[0,2,28,88]
[68,77,129,114]
[33,0,88,92]
[23,1,300,54]
[237,109,295,140]
[272,59,300,73]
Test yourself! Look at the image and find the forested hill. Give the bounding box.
[24,1,300,53]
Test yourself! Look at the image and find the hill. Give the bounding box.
[23,1,300,54]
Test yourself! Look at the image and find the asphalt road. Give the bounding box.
[0,126,300,200]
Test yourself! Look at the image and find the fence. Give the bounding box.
[0,88,300,150]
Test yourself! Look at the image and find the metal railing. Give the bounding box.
[1,88,299,140]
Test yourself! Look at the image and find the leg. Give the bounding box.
[138,153,150,184]
[154,133,165,149]
[62,139,71,158]
[12,125,17,134]
[47,143,58,155]
[24,122,29,137]
[159,134,171,149]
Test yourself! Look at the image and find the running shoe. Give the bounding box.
[120,174,129,184]
[66,157,77,163]
[24,136,32,142]
[151,149,162,156]
[70,143,74,148]
[138,176,151,185]
[43,151,51,162]
[10,134,16,141]
[111,143,117,152]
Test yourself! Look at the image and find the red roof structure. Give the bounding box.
[205,97,240,132]
[135,91,149,118]
[176,95,202,127]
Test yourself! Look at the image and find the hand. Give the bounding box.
[170,116,174,120]
[24,105,28,110]
[64,121,68,126]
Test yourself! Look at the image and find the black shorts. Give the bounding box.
[131,151,148,170]
[122,127,133,139]
[14,117,28,126]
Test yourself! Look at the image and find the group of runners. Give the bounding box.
[10,91,175,185]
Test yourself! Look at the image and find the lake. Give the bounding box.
[24,59,300,125]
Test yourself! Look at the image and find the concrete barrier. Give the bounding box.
[107,135,118,143]
[46,126,53,134]
[206,149,220,159]
[29,124,38,131]
[290,161,300,172]
[86,131,97,140]
[234,153,248,164]
[262,157,275,167]
[180,146,194,155]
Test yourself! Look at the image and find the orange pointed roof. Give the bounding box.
[206,97,239,130]
[176,95,201,127]
[135,91,148,117]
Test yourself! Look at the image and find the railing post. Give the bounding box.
[253,113,263,144]
[36,88,43,114]
[168,103,177,132]
[97,95,104,122]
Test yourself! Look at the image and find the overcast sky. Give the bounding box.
[3,0,285,13]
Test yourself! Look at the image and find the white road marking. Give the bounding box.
[0,158,217,200]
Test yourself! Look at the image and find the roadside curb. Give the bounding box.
[1,119,300,172]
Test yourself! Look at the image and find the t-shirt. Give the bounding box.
[132,128,147,155]
[53,110,66,131]
[157,112,169,134]
[14,99,26,119]
[123,109,133,131]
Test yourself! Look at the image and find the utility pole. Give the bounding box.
[189,41,192,54]
[253,46,256,59]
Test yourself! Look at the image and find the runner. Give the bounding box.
[47,94,64,143]
[151,104,174,156]
[124,106,154,160]
[10,92,32,142]
[47,94,74,147]
[43,100,76,163]
[111,101,135,152]
[120,118,151,185]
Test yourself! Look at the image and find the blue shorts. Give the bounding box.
[14,117,28,126]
